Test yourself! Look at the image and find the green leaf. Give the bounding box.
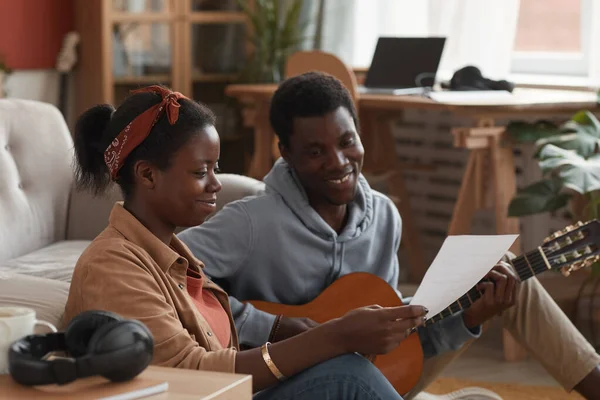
[571,110,600,132]
[506,120,559,143]
[236,0,308,83]
[534,110,600,158]
[534,132,599,159]
[281,0,304,44]
[538,145,600,194]
[237,0,263,35]
[508,178,571,217]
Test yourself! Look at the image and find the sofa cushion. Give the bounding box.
[0,272,70,330]
[0,99,74,262]
[0,240,89,282]
[67,185,123,241]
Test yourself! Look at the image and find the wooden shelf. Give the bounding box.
[188,12,247,24]
[75,0,253,129]
[192,72,239,82]
[114,75,171,84]
[112,12,175,23]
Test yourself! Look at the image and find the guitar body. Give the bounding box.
[248,272,423,396]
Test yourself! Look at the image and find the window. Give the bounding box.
[511,0,592,76]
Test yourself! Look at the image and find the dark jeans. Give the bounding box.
[253,353,403,400]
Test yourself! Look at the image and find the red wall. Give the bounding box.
[0,0,75,69]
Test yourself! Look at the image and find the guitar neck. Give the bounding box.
[424,247,551,326]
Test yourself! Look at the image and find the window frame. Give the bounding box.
[510,0,592,77]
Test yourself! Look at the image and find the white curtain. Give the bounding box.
[320,0,521,80]
[429,0,520,80]
[320,0,429,68]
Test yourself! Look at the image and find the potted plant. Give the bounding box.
[507,110,600,349]
[0,55,11,98]
[508,111,600,237]
[237,0,310,83]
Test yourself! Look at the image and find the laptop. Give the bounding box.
[359,37,446,95]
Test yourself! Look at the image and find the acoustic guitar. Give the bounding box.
[248,220,600,396]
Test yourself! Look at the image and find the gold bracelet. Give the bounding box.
[261,342,286,381]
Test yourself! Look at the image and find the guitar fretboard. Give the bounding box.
[423,247,551,326]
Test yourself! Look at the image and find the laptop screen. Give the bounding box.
[364,37,446,89]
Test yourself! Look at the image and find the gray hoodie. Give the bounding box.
[178,159,479,357]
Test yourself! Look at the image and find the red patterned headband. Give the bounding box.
[104,85,188,180]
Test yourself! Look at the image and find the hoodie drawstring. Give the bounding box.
[329,238,337,285]
[339,243,345,276]
[327,239,346,286]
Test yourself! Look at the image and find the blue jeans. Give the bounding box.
[253,354,403,400]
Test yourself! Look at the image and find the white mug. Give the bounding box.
[0,306,57,375]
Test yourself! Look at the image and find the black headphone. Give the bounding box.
[8,310,154,386]
[442,65,515,93]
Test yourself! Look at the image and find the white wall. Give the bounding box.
[4,70,75,128]
[5,70,59,104]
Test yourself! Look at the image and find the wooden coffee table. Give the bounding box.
[0,365,252,399]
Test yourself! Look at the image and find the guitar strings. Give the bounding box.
[424,248,548,326]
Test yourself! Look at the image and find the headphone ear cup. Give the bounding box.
[87,320,154,382]
[493,79,515,92]
[65,310,123,357]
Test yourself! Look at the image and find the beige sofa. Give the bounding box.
[0,98,265,329]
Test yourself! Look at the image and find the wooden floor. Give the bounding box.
[439,318,558,387]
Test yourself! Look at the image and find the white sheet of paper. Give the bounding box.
[410,235,519,318]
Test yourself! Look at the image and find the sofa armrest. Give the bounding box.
[214,173,265,212]
[66,185,122,240]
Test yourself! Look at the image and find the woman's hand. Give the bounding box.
[330,305,428,355]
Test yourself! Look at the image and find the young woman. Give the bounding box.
[63,85,427,399]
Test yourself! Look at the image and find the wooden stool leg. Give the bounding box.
[490,136,528,362]
[448,149,480,235]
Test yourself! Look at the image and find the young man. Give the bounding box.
[178,72,600,399]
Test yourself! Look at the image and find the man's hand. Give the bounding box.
[270,316,319,342]
[462,262,520,329]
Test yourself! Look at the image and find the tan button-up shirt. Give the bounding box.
[63,203,239,372]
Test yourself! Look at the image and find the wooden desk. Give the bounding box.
[226,84,598,185]
[227,84,598,362]
[0,365,252,399]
